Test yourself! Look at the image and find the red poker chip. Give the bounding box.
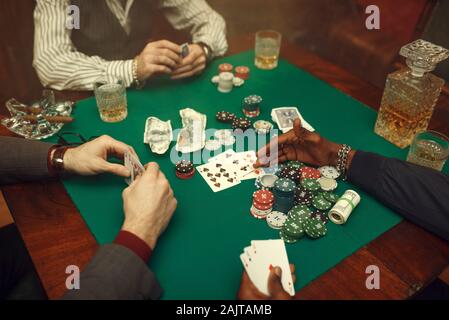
[218,63,233,73]
[235,66,250,80]
[253,190,274,204]
[175,169,195,180]
[300,166,321,179]
[252,200,273,211]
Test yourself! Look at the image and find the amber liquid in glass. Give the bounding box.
[374,70,444,148]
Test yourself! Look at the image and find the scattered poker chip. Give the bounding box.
[205,139,222,151]
[218,63,233,73]
[279,229,298,244]
[232,117,252,132]
[318,177,338,191]
[232,77,245,87]
[215,111,236,123]
[235,66,250,80]
[214,129,233,141]
[253,190,274,205]
[323,192,339,203]
[266,211,287,230]
[300,178,321,192]
[242,95,262,118]
[312,195,332,211]
[253,120,273,134]
[303,218,327,239]
[300,166,321,179]
[318,165,340,179]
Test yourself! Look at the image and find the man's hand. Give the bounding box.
[171,44,207,80]
[237,264,296,300]
[255,119,344,168]
[121,163,177,249]
[63,135,135,177]
[135,40,182,81]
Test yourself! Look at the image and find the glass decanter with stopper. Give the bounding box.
[374,39,449,148]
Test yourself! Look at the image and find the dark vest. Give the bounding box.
[71,0,155,60]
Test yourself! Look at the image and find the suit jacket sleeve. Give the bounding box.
[62,244,163,300]
[0,136,53,185]
[348,150,449,242]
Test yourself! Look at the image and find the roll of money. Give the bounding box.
[328,190,361,224]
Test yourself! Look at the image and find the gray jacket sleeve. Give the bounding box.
[0,136,53,185]
[62,244,163,300]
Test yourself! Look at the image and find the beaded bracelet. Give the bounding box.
[336,144,352,181]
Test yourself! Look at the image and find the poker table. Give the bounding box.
[2,36,449,299]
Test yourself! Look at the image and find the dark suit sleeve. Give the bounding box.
[0,137,53,185]
[348,150,449,242]
[62,244,163,300]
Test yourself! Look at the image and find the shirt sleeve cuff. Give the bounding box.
[114,230,152,263]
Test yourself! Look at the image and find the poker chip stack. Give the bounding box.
[218,63,233,74]
[242,95,262,118]
[235,66,250,80]
[272,178,296,213]
[300,166,321,181]
[278,166,301,184]
[294,186,314,206]
[266,211,287,230]
[232,117,252,132]
[175,160,195,179]
[279,205,311,243]
[216,111,236,124]
[251,190,274,219]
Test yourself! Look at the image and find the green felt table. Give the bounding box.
[46,50,448,299]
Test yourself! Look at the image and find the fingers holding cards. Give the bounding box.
[124,151,145,185]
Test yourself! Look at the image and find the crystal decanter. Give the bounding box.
[374,39,449,148]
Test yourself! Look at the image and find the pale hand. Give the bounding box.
[135,40,182,81]
[63,135,135,178]
[171,44,207,80]
[121,163,177,249]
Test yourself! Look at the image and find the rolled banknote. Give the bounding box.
[328,190,361,224]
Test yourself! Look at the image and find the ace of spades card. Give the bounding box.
[197,161,240,192]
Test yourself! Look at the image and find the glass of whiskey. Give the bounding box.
[406,130,449,171]
[94,79,128,123]
[255,30,282,70]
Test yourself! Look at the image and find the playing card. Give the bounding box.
[124,151,145,185]
[208,149,236,163]
[249,240,295,296]
[271,107,315,133]
[197,161,240,192]
[225,151,264,180]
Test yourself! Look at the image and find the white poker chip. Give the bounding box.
[317,177,338,191]
[232,77,245,87]
[222,136,236,146]
[211,75,219,84]
[318,166,340,179]
[214,129,233,141]
[266,211,287,230]
[253,120,273,134]
[260,174,278,188]
[204,139,222,151]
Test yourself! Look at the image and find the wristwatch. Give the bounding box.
[196,42,213,63]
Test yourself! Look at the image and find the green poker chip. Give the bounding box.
[289,205,312,220]
[301,178,321,192]
[274,178,296,193]
[286,160,304,170]
[312,195,332,211]
[323,192,339,204]
[279,229,299,243]
[282,220,304,238]
[303,218,327,239]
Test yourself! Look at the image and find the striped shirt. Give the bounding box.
[33,0,228,90]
